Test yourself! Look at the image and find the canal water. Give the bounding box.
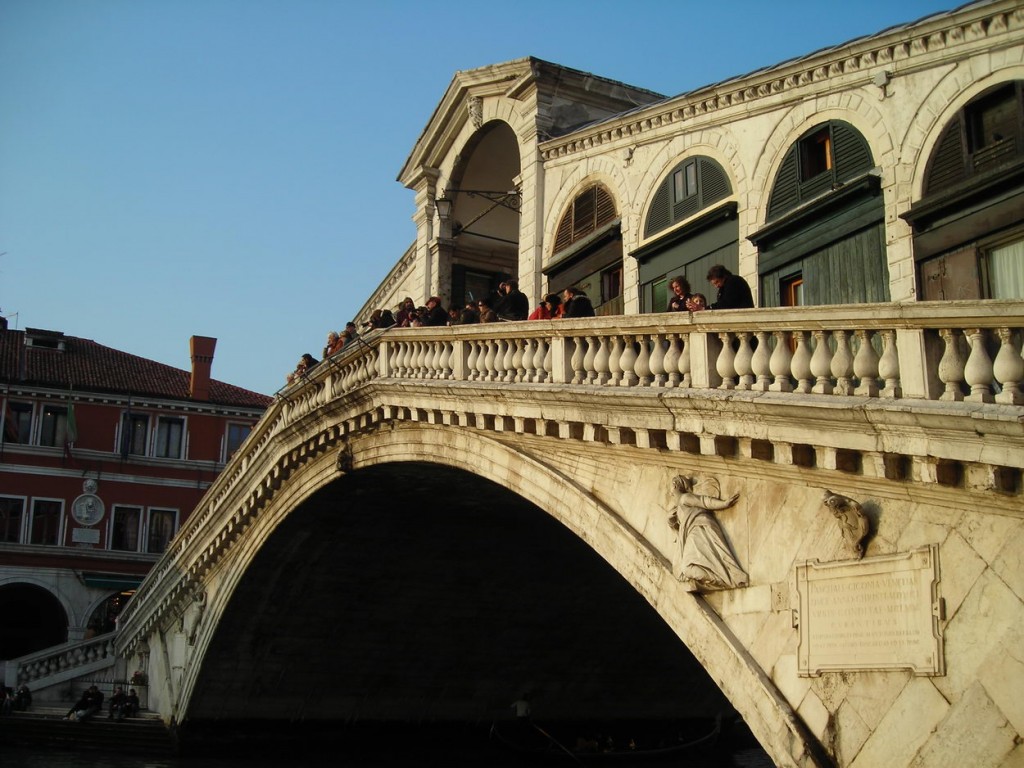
[1,748,775,767]
[3,736,776,767]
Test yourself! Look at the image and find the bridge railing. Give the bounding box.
[115,300,1023,651]
[362,300,1023,404]
[4,632,118,693]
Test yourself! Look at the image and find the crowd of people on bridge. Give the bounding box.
[284,265,753,386]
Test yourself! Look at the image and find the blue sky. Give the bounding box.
[0,0,962,396]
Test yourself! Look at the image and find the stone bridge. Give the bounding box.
[115,303,1024,768]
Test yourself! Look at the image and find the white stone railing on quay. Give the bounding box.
[362,300,1024,404]
[4,632,117,691]
[115,300,1024,651]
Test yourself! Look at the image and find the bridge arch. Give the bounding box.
[171,418,824,766]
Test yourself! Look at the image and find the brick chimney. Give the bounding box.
[189,336,217,401]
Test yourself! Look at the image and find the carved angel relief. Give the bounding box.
[668,475,748,592]
[822,489,870,559]
[468,96,483,129]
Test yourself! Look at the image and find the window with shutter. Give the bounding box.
[643,157,733,238]
[921,81,1024,198]
[553,184,618,254]
[767,121,875,221]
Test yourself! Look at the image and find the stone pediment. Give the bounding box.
[398,57,665,187]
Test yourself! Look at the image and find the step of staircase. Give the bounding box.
[0,706,174,755]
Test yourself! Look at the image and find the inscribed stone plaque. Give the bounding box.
[794,545,944,676]
[72,527,101,545]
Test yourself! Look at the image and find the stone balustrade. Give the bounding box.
[117,300,1023,657]
[4,631,117,690]
[306,300,1023,404]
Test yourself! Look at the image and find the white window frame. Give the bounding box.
[28,497,65,546]
[0,494,28,543]
[154,415,187,460]
[145,507,179,554]
[223,421,253,462]
[2,399,34,445]
[118,411,151,457]
[108,504,144,552]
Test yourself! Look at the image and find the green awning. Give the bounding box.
[82,573,144,590]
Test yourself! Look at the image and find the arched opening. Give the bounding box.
[443,122,522,311]
[751,120,888,307]
[186,463,733,731]
[903,80,1024,300]
[0,583,68,659]
[634,156,737,312]
[545,183,623,315]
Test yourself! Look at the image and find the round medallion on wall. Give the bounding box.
[83,478,99,494]
[71,494,105,526]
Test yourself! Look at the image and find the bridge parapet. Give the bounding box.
[118,301,1024,656]
[364,301,1022,403]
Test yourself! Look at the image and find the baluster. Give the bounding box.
[594,336,611,385]
[716,332,737,390]
[678,333,692,387]
[791,331,813,393]
[393,341,408,377]
[878,330,901,398]
[427,341,441,379]
[493,338,508,382]
[769,331,794,392]
[474,339,489,381]
[504,338,517,382]
[619,335,639,387]
[569,336,585,384]
[993,327,1024,404]
[522,338,537,383]
[439,341,453,380]
[412,340,423,378]
[483,340,499,381]
[751,331,772,391]
[734,332,754,390]
[938,328,966,401]
[662,334,680,387]
[466,339,481,381]
[831,330,855,395]
[511,339,525,382]
[649,333,667,387]
[609,335,624,385]
[634,335,652,387]
[811,330,834,394]
[964,328,994,403]
[583,336,598,384]
[533,337,549,383]
[853,330,880,396]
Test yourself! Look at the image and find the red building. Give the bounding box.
[0,326,270,660]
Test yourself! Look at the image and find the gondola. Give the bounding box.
[489,714,721,763]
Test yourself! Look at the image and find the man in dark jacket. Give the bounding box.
[706,265,754,310]
[561,287,596,318]
[495,280,529,321]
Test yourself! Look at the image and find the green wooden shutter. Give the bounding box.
[767,146,800,221]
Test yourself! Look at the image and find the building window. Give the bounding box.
[146,509,178,554]
[121,413,149,456]
[39,405,68,447]
[552,184,617,254]
[781,274,805,307]
[29,499,62,546]
[799,127,833,181]
[0,497,25,543]
[965,83,1019,172]
[154,416,185,459]
[983,232,1024,299]
[3,401,32,444]
[644,156,732,238]
[110,505,142,551]
[225,423,252,460]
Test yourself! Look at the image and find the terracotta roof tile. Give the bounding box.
[0,329,271,409]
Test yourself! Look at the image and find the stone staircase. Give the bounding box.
[0,706,175,755]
